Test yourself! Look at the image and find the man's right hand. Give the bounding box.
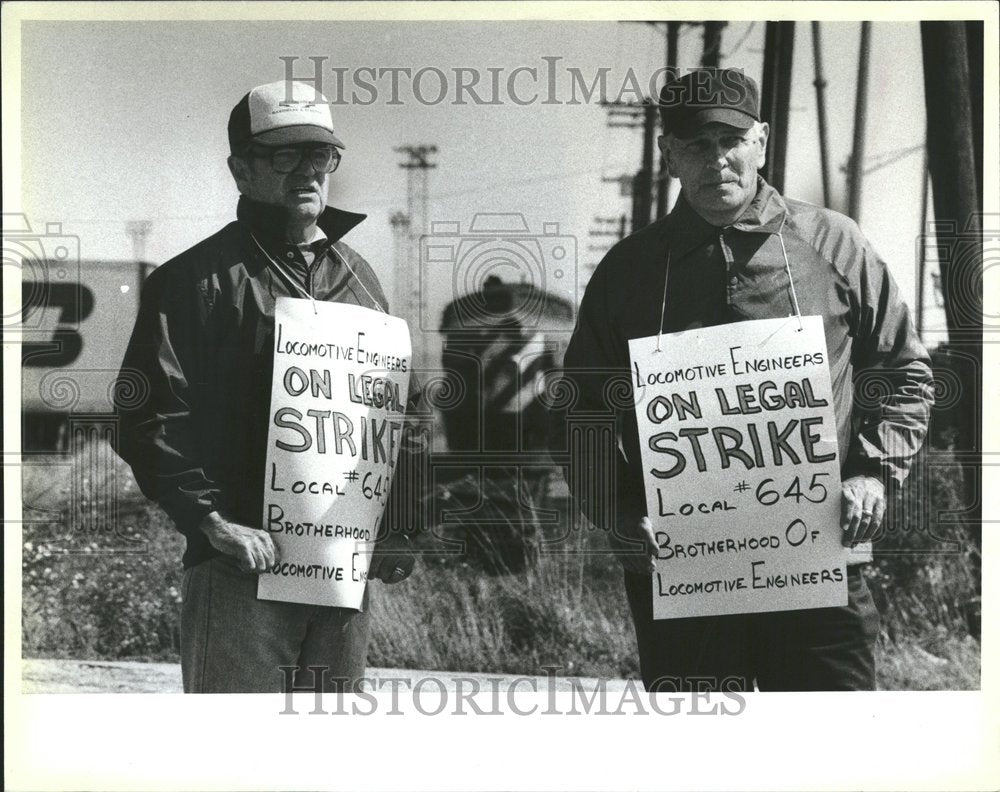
[198,511,279,573]
[612,516,659,575]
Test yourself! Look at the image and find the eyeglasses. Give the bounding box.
[246,145,341,174]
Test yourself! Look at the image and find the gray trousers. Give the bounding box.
[181,555,371,693]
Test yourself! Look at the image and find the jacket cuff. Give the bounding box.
[161,491,220,538]
[842,457,889,489]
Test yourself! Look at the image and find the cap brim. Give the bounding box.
[252,125,345,149]
[674,108,757,138]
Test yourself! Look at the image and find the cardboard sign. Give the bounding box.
[258,298,412,609]
[629,316,849,619]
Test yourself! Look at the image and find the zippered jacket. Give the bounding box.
[559,178,934,538]
[113,197,427,568]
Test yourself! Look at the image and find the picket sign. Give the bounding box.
[629,316,851,619]
[257,298,411,609]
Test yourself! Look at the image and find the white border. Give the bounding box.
[3,2,997,790]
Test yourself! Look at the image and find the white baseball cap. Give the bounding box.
[228,80,345,151]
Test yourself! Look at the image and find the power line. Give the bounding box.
[429,167,599,201]
[862,143,925,175]
[721,21,757,59]
[34,214,233,224]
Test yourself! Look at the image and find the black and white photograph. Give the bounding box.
[4,1,997,790]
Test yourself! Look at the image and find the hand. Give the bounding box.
[368,533,415,584]
[612,516,658,575]
[841,475,886,547]
[199,511,279,573]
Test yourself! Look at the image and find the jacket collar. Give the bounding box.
[236,195,367,248]
[660,176,787,257]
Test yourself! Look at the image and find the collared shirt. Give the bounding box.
[269,226,329,284]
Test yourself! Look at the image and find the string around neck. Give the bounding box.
[774,216,803,331]
[248,231,387,317]
[248,231,318,315]
[655,248,672,353]
[329,246,386,314]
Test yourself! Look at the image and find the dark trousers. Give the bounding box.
[623,565,880,691]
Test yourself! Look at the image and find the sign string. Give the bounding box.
[248,233,387,316]
[654,218,804,352]
[655,248,672,353]
[329,247,387,314]
[248,231,319,315]
[775,216,804,333]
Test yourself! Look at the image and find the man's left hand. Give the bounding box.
[841,475,886,546]
[368,533,416,584]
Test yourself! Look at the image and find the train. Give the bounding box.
[20,259,154,451]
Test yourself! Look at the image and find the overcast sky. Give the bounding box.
[17,18,946,337]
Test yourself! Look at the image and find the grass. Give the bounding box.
[20,440,982,690]
[368,544,639,679]
[875,633,980,691]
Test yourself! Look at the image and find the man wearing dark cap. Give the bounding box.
[113,80,421,693]
[559,68,933,691]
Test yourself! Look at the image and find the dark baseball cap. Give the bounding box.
[228,80,345,153]
[658,68,760,138]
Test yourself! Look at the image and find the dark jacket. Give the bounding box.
[560,178,934,536]
[113,197,427,568]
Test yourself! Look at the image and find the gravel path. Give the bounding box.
[21,658,630,694]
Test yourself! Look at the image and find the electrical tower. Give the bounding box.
[389,210,411,317]
[389,210,411,269]
[125,220,152,262]
[394,144,438,371]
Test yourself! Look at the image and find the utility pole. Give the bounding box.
[602,174,633,198]
[701,22,727,67]
[638,101,657,229]
[584,216,624,280]
[921,21,982,346]
[602,96,659,232]
[125,220,152,262]
[602,99,651,233]
[590,215,628,242]
[921,18,984,601]
[394,145,438,370]
[915,151,929,337]
[583,177,632,288]
[847,22,872,221]
[811,22,833,208]
[389,211,411,315]
[588,215,627,262]
[607,21,726,231]
[396,144,437,241]
[655,21,681,218]
[637,21,684,218]
[760,22,795,193]
[126,220,154,286]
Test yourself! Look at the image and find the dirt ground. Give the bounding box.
[21,658,183,693]
[20,658,627,694]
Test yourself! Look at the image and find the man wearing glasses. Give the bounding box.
[113,81,419,693]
